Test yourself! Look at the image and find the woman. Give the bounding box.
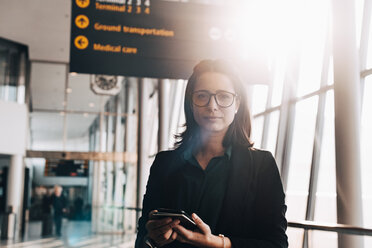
[135,59,288,248]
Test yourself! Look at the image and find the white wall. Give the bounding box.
[0,100,28,156]
[0,0,71,63]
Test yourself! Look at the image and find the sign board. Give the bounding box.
[70,0,270,82]
[44,159,88,177]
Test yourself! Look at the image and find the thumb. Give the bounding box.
[192,213,210,234]
[148,209,158,219]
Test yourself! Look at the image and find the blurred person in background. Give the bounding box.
[51,185,67,236]
[41,186,53,236]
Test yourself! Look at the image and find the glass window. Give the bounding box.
[327,57,334,86]
[356,0,366,47]
[295,1,329,97]
[251,115,264,148]
[0,39,27,103]
[251,84,268,115]
[309,231,338,248]
[271,59,285,107]
[0,50,6,86]
[367,14,372,69]
[286,96,319,220]
[312,90,337,248]
[169,79,187,149]
[287,228,305,248]
[265,110,280,155]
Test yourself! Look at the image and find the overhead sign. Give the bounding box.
[45,159,88,177]
[70,0,270,82]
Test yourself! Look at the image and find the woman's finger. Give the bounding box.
[192,213,211,234]
[155,228,174,243]
[154,222,179,246]
[170,230,178,241]
[152,219,180,237]
[146,217,173,231]
[173,224,192,242]
[148,209,158,218]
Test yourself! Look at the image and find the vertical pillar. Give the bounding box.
[123,79,137,232]
[275,51,300,187]
[113,87,122,231]
[333,0,364,247]
[91,161,101,232]
[5,154,24,238]
[158,79,170,152]
[137,78,151,220]
[91,96,106,233]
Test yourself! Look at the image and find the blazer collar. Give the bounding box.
[216,145,254,233]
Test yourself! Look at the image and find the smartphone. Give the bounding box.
[152,208,197,230]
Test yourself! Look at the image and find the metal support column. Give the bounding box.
[275,51,300,188]
[5,155,24,239]
[158,79,170,152]
[333,0,364,247]
[359,0,372,103]
[137,78,151,220]
[123,78,138,232]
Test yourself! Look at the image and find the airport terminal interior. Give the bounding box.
[0,0,372,247]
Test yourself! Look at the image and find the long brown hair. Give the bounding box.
[175,59,253,149]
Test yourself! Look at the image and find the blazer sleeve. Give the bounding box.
[230,151,288,248]
[135,152,166,248]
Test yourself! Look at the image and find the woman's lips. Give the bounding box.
[204,116,222,120]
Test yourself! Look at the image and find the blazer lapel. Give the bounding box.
[216,146,256,233]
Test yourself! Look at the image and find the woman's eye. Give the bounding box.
[197,93,209,99]
[218,94,231,100]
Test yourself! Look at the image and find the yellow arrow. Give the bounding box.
[76,0,90,8]
[74,35,89,50]
[75,15,89,29]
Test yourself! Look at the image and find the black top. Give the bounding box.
[41,195,53,214]
[51,194,67,216]
[179,146,230,232]
[135,145,288,248]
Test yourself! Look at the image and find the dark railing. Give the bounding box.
[288,220,372,236]
[123,208,372,237]
[118,208,372,237]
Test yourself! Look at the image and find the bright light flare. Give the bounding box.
[225,0,330,65]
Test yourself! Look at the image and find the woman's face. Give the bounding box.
[192,72,240,135]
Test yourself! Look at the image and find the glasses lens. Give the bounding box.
[192,91,210,106]
[216,92,234,107]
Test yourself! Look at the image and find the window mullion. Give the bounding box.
[260,82,273,149]
[275,52,300,189]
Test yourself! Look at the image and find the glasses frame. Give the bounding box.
[191,90,239,108]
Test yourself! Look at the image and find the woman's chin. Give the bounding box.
[200,126,228,135]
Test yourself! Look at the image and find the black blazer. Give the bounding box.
[135,145,288,248]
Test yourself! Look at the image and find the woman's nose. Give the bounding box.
[207,95,219,109]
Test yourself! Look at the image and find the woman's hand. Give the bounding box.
[145,210,180,247]
[173,213,231,248]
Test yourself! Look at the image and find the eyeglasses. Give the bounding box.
[192,90,238,108]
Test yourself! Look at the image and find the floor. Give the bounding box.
[0,220,136,248]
